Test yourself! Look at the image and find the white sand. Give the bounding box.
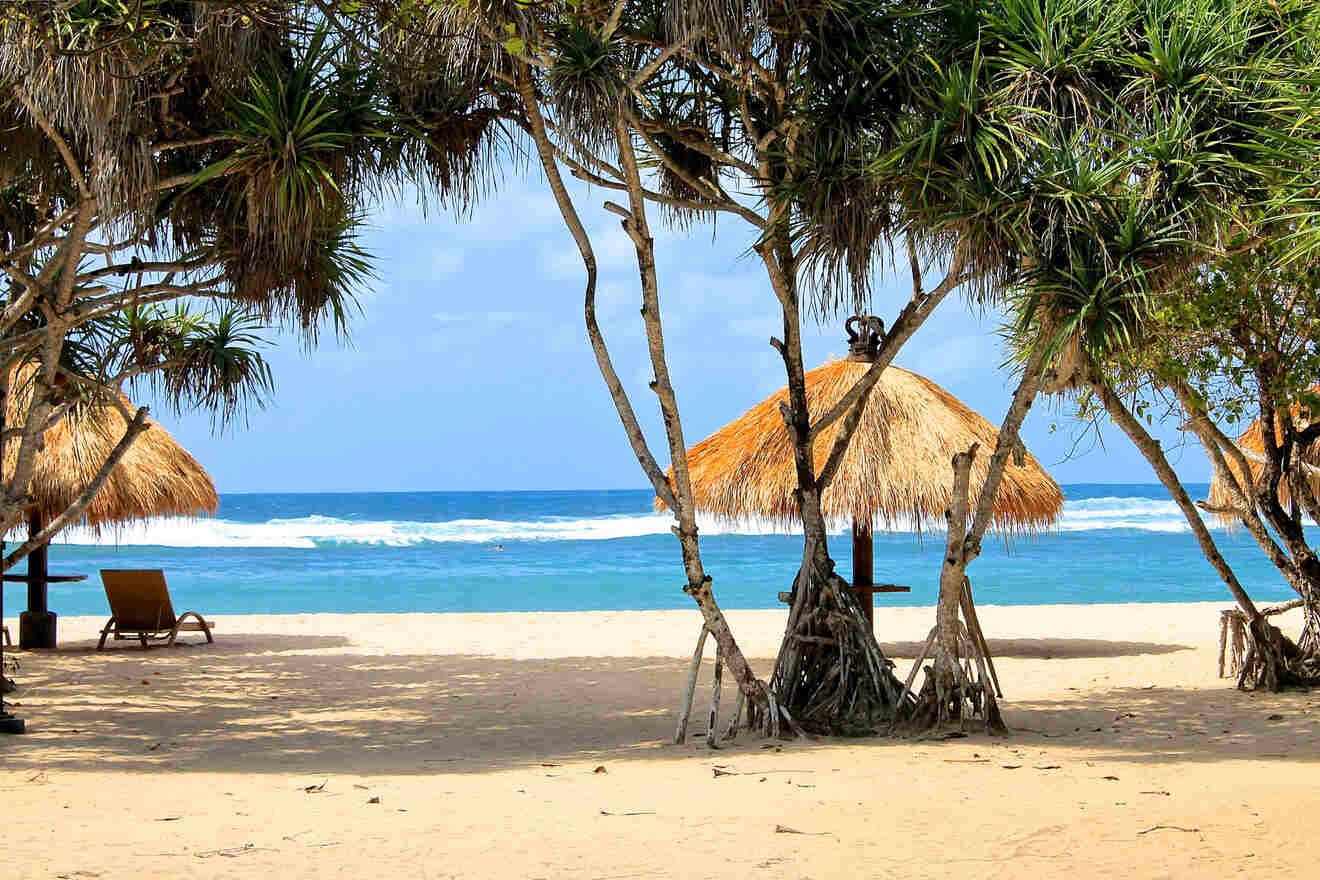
[2,602,1318,879]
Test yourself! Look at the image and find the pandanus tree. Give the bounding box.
[0,2,386,566]
[817,0,1320,727]
[1074,233,1320,689]
[999,0,1320,692]
[348,0,787,729]
[353,0,997,735]
[344,0,1320,734]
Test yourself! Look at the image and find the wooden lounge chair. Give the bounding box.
[97,569,214,650]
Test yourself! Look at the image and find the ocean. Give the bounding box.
[0,483,1301,618]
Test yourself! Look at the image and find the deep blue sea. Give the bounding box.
[0,483,1302,617]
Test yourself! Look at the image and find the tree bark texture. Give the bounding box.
[897,343,1048,732]
[754,235,906,736]
[514,65,771,722]
[1090,375,1314,690]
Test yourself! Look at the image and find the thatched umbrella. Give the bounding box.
[1208,405,1320,522]
[662,350,1063,621]
[3,372,217,648]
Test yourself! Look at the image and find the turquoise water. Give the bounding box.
[0,483,1302,617]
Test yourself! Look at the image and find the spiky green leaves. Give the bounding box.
[854,0,1320,388]
[547,23,626,153]
[110,304,277,430]
[198,32,368,266]
[26,301,277,431]
[185,29,380,340]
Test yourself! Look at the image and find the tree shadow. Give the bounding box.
[881,638,1194,660]
[1,634,1314,775]
[999,684,1320,763]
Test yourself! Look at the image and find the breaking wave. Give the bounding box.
[37,494,1207,548]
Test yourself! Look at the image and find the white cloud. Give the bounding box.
[431,250,464,276]
[541,245,586,281]
[432,310,520,325]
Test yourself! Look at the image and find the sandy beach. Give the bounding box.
[2,602,1318,879]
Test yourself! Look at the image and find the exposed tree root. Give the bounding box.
[1296,590,1320,660]
[1220,602,1320,690]
[892,617,1005,735]
[1238,614,1320,691]
[760,546,907,736]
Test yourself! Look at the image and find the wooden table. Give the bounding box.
[3,573,87,649]
[848,583,910,629]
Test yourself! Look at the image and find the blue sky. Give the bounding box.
[138,170,1211,494]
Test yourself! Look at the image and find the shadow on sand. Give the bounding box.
[0,632,1314,775]
[884,637,1193,660]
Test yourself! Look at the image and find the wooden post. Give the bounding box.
[851,517,874,629]
[18,509,56,650]
[706,642,723,748]
[673,625,709,744]
[26,510,46,614]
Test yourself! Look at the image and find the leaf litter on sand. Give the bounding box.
[192,843,275,859]
[713,767,813,778]
[774,825,831,837]
[1137,825,1200,836]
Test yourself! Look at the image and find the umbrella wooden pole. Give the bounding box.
[851,518,874,630]
[26,511,47,613]
[18,510,55,650]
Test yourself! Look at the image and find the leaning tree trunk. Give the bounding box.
[1244,391,1320,676]
[753,237,906,736]
[895,444,1006,732]
[896,343,1048,733]
[1172,382,1320,682]
[1093,375,1313,691]
[515,67,772,722]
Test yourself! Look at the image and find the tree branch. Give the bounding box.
[515,62,678,512]
[809,247,970,441]
[3,407,151,571]
[15,86,90,199]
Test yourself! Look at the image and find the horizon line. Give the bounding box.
[213,481,1205,497]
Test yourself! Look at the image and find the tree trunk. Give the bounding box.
[752,233,906,735]
[1091,375,1315,690]
[897,343,1048,733]
[514,65,771,723]
[1171,382,1320,681]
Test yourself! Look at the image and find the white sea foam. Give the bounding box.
[1052,496,1190,533]
[33,494,1208,548]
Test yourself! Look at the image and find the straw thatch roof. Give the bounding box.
[4,369,217,532]
[1207,403,1320,523]
[661,360,1063,533]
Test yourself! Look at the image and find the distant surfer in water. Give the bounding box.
[490,544,504,552]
